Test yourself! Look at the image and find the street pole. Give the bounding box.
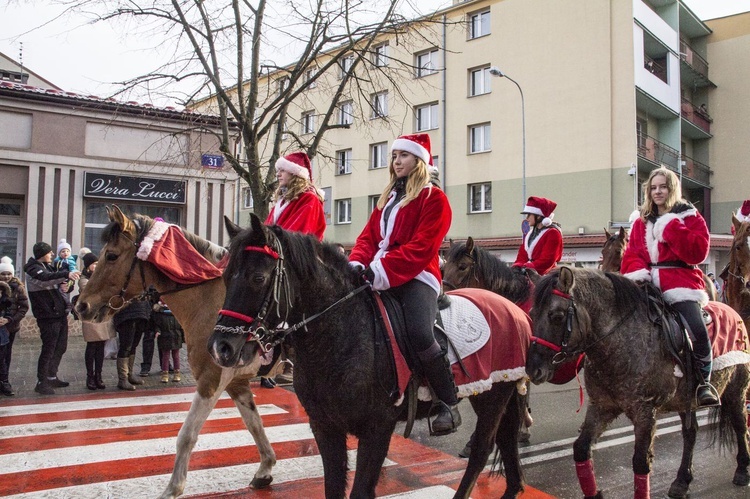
[489,67,525,208]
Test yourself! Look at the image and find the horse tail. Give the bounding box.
[708,404,736,452]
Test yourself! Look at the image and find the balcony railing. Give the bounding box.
[644,55,668,83]
[680,98,712,134]
[680,154,712,186]
[637,134,679,170]
[680,40,709,78]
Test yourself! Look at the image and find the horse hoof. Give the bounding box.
[732,470,750,486]
[584,492,604,499]
[667,481,689,499]
[250,476,273,489]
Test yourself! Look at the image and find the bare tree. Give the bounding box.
[54,0,451,220]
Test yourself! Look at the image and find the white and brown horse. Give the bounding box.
[75,206,274,499]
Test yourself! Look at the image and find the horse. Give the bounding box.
[209,214,531,499]
[526,266,750,499]
[726,214,750,323]
[74,206,276,499]
[599,226,718,300]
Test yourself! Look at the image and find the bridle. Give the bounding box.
[442,249,480,291]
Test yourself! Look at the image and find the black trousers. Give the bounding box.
[672,300,712,365]
[116,319,148,359]
[36,317,69,382]
[85,341,105,375]
[140,329,156,370]
[0,329,16,382]
[388,279,439,354]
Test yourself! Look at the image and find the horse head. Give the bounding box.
[442,237,477,290]
[727,213,750,316]
[600,226,628,273]
[209,214,290,368]
[75,205,154,322]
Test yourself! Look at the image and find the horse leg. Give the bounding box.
[309,421,349,499]
[350,424,397,499]
[157,386,224,499]
[723,368,750,486]
[226,377,276,488]
[495,386,524,499]
[667,411,697,499]
[630,406,658,499]
[573,404,618,499]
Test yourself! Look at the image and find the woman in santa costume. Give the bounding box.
[621,166,718,407]
[265,151,326,240]
[513,196,563,275]
[349,133,460,435]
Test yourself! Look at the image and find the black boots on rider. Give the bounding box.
[695,360,720,407]
[420,350,462,435]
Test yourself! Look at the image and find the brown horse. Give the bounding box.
[726,214,750,323]
[527,267,750,499]
[599,226,718,300]
[75,206,275,499]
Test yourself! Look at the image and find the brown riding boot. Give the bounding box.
[117,357,135,391]
[127,355,144,385]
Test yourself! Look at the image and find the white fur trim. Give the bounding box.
[521,205,544,217]
[737,208,750,223]
[275,157,310,180]
[369,259,391,291]
[416,366,528,401]
[542,214,553,227]
[713,350,750,371]
[652,213,681,244]
[391,138,430,165]
[662,287,709,307]
[629,210,641,224]
[524,225,559,256]
[623,269,651,282]
[136,221,172,261]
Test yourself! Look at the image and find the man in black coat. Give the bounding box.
[23,242,80,395]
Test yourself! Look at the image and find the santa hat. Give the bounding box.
[275,152,312,181]
[57,238,72,255]
[0,256,14,275]
[391,133,438,172]
[737,200,750,223]
[521,196,557,227]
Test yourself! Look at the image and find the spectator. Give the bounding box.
[139,290,157,377]
[24,241,80,395]
[707,272,722,297]
[78,253,114,390]
[152,301,184,383]
[0,257,28,396]
[112,298,152,390]
[53,239,77,315]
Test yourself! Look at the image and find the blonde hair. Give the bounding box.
[639,166,682,220]
[376,155,432,210]
[272,176,324,203]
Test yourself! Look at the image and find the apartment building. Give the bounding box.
[194,0,749,271]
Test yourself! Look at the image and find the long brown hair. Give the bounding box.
[376,155,432,210]
[638,166,681,220]
[272,176,324,203]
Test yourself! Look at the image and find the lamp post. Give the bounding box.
[628,163,638,211]
[489,66,526,208]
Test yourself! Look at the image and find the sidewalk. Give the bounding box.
[4,334,195,399]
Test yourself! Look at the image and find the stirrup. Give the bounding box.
[427,400,461,436]
[695,383,721,407]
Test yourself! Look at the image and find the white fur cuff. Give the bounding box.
[652,213,681,243]
[623,269,651,282]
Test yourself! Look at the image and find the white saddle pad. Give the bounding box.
[439,294,491,364]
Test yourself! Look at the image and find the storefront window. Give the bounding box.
[84,202,181,255]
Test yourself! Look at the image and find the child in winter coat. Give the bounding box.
[152,301,184,383]
[0,257,29,396]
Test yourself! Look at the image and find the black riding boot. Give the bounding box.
[695,359,720,407]
[420,352,462,435]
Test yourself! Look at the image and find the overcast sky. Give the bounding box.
[1,0,748,107]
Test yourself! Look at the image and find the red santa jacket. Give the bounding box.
[265,189,326,241]
[621,203,709,306]
[349,184,451,293]
[512,225,563,276]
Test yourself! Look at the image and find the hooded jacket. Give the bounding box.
[23,258,70,320]
[2,278,29,334]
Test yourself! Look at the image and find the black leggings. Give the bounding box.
[85,341,105,374]
[388,279,440,357]
[116,319,148,359]
[671,300,712,365]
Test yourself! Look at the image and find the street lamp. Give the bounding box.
[628,163,638,211]
[489,66,526,207]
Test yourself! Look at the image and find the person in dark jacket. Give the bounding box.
[112,298,152,390]
[152,301,184,383]
[23,242,80,395]
[0,257,29,396]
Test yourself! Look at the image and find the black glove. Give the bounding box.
[360,266,375,284]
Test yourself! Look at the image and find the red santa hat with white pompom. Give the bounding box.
[737,200,750,224]
[275,152,313,181]
[391,133,438,173]
[521,196,557,227]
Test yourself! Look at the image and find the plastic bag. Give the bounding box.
[104,336,119,359]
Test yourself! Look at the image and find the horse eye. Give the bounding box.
[105,252,118,262]
[252,274,266,284]
[458,264,468,271]
[548,311,565,323]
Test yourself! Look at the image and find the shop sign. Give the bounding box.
[84,172,186,204]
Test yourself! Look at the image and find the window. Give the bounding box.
[415,103,438,132]
[469,183,492,213]
[469,66,491,96]
[636,118,647,148]
[303,69,317,88]
[370,142,388,169]
[369,195,380,213]
[241,187,254,210]
[301,111,316,134]
[373,43,389,67]
[469,123,491,153]
[339,55,354,79]
[277,76,290,96]
[371,91,388,119]
[415,49,439,78]
[336,199,352,224]
[336,149,352,175]
[339,101,353,125]
[469,10,491,39]
[85,202,180,255]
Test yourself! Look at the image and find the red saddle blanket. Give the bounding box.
[704,301,750,369]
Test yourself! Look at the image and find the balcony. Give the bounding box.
[637,134,679,170]
[680,40,715,88]
[644,55,668,84]
[679,154,712,188]
[680,98,712,139]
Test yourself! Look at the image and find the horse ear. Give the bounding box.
[732,213,742,234]
[466,237,474,253]
[526,268,541,285]
[618,226,626,239]
[108,205,136,235]
[604,227,611,239]
[558,266,575,294]
[248,213,267,243]
[224,216,243,240]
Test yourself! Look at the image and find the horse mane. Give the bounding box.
[101,213,227,264]
[534,268,646,312]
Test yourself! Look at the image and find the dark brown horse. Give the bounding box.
[726,214,750,323]
[75,207,275,499]
[526,266,750,499]
[209,215,530,498]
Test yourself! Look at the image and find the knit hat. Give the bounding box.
[82,253,98,270]
[57,238,72,256]
[33,242,53,260]
[0,256,14,274]
[521,196,557,227]
[275,152,312,181]
[737,200,750,223]
[391,133,436,171]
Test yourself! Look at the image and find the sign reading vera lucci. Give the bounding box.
[84,172,186,205]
